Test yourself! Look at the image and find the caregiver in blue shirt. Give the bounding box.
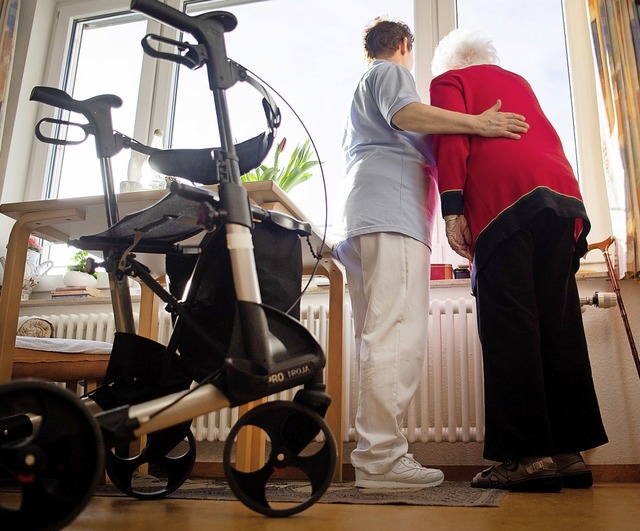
[334,16,528,489]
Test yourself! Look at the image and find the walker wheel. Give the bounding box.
[0,379,104,530]
[223,400,336,517]
[105,422,196,500]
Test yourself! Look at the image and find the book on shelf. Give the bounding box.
[50,293,93,299]
[51,285,103,298]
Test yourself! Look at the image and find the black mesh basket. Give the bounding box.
[166,218,303,381]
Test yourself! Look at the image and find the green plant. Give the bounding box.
[240,138,319,192]
[68,250,97,278]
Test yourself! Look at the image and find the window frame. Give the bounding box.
[25,0,178,202]
[26,0,609,267]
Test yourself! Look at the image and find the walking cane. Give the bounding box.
[587,236,640,380]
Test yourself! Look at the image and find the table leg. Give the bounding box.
[235,398,267,472]
[0,209,84,382]
[312,255,346,482]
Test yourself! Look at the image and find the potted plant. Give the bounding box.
[63,249,98,287]
[240,137,319,192]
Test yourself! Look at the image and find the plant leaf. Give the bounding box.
[240,137,319,192]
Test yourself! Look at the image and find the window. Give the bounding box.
[35,0,413,234]
[456,0,577,173]
[30,0,607,270]
[51,15,148,199]
[419,0,609,265]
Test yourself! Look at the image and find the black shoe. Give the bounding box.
[471,457,563,492]
[553,453,593,488]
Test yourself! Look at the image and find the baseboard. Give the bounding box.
[191,462,640,483]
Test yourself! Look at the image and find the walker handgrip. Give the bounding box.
[30,86,124,158]
[170,181,217,204]
[30,86,79,112]
[130,0,238,90]
[130,0,237,34]
[30,86,122,117]
[130,0,201,35]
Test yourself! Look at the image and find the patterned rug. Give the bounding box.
[95,478,506,507]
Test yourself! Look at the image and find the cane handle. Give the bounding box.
[587,236,615,254]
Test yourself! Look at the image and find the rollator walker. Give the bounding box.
[0,0,337,528]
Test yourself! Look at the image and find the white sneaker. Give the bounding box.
[355,454,444,489]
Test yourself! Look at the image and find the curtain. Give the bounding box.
[0,0,20,146]
[587,0,640,278]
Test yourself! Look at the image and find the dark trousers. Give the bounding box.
[475,210,608,462]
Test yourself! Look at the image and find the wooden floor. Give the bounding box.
[54,483,639,530]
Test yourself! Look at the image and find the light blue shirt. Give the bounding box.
[337,60,437,248]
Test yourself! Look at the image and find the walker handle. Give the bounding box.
[130,0,238,89]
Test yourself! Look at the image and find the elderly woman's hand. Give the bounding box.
[444,215,473,260]
[476,100,529,139]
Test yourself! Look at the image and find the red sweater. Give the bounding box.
[429,65,589,269]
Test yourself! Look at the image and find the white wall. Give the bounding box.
[580,277,640,466]
[0,0,56,263]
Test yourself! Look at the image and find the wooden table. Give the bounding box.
[0,181,346,480]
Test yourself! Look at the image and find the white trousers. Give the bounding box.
[335,233,431,474]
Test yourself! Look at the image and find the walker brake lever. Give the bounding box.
[34,117,91,146]
[35,119,130,155]
[141,33,206,69]
[30,86,123,158]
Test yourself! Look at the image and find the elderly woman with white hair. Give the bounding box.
[429,29,608,493]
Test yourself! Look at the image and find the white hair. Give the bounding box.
[431,28,499,77]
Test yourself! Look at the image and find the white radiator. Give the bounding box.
[188,298,485,444]
[19,312,120,342]
[417,298,484,443]
[341,297,484,444]
[21,298,484,444]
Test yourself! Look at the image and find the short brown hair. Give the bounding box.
[363,17,414,63]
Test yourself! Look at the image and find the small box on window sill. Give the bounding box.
[430,263,453,280]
